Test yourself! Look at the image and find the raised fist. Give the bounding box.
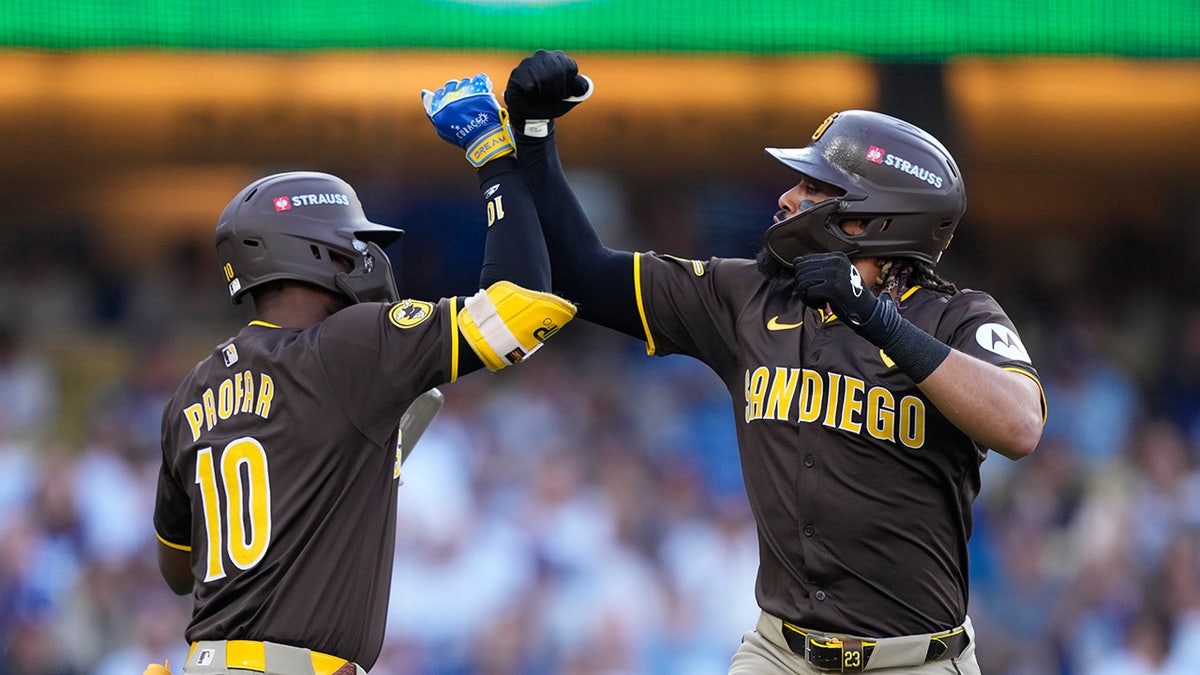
[421,73,515,167]
[503,49,593,138]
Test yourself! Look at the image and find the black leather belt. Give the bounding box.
[781,621,969,672]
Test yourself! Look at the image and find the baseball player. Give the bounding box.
[146,75,575,675]
[482,51,1046,674]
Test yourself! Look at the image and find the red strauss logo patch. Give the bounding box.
[273,197,292,212]
[866,146,885,164]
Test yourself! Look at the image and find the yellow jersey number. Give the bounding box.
[194,438,272,581]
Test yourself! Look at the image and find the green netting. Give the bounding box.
[2,0,1197,58]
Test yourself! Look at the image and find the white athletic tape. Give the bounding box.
[523,75,593,138]
[462,288,531,366]
[564,74,594,102]
[523,119,551,137]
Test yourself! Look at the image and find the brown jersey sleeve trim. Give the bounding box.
[633,253,657,355]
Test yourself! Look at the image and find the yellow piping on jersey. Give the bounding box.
[634,253,657,356]
[248,320,281,328]
[449,296,459,382]
[1005,366,1048,424]
[157,533,191,552]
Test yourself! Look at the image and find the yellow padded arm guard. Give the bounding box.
[458,281,576,371]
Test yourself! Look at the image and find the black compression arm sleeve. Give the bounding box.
[477,156,550,292]
[514,134,644,339]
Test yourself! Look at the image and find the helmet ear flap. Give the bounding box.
[332,240,399,304]
[763,199,847,267]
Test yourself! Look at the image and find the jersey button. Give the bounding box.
[814,590,827,601]
[803,524,815,537]
[803,454,815,468]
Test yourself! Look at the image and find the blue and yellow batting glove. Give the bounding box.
[421,73,515,167]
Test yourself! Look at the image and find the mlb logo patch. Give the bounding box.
[273,196,292,212]
[195,649,215,666]
[866,146,885,164]
[222,344,238,367]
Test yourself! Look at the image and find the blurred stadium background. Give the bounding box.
[1,1,1199,673]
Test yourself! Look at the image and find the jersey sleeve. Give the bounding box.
[934,289,1046,418]
[316,298,463,447]
[635,253,743,373]
[935,290,1037,373]
[154,408,193,550]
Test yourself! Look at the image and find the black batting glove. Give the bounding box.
[504,49,593,139]
[793,251,901,347]
[792,251,881,325]
[793,251,950,382]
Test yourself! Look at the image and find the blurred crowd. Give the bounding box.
[0,173,1199,675]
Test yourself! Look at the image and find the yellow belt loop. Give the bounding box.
[226,640,266,670]
[310,651,349,675]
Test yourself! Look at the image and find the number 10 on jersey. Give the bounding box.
[195,438,273,581]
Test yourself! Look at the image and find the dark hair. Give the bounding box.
[879,257,957,296]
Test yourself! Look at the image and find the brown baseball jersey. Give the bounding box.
[633,252,1042,637]
[155,297,465,668]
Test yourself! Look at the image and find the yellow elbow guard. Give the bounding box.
[458,281,576,371]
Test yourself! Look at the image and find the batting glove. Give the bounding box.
[792,251,881,325]
[422,73,515,167]
[504,49,593,138]
[793,251,950,382]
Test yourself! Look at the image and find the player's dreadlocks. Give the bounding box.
[878,257,957,297]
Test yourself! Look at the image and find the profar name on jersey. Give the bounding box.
[182,371,276,442]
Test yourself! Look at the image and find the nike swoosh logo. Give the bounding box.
[767,316,804,331]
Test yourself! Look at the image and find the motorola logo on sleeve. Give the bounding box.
[976,323,1030,362]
